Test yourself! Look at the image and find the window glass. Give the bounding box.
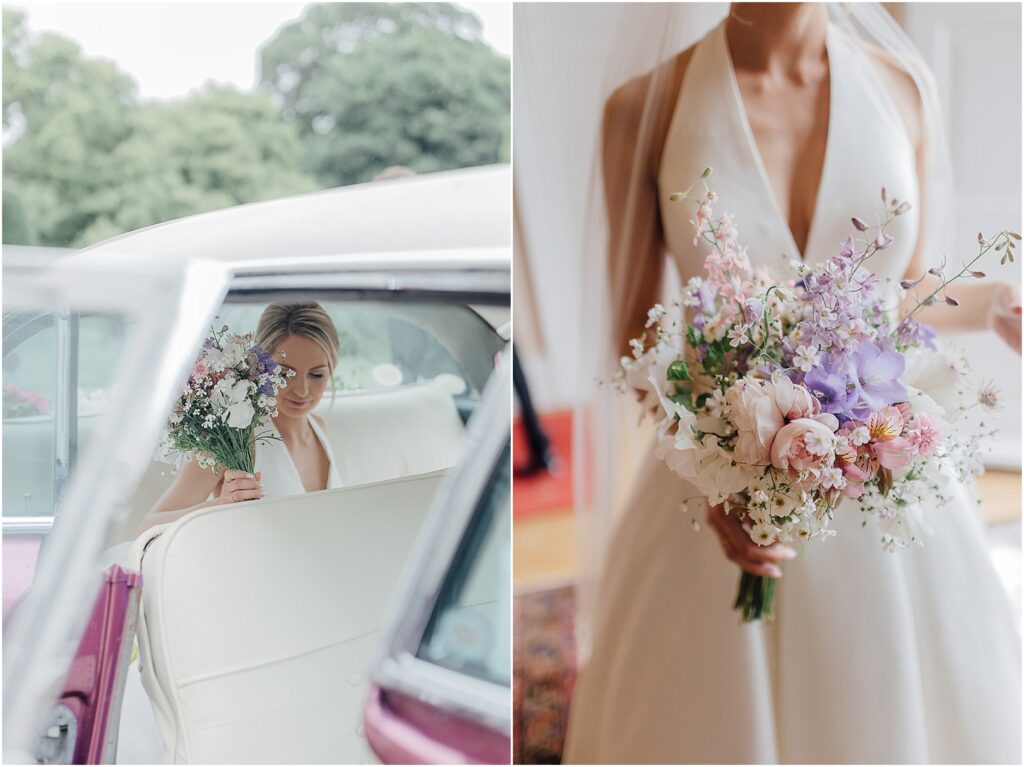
[2,312,130,518]
[416,442,511,687]
[216,300,502,398]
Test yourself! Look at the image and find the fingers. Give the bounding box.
[706,504,796,577]
[221,471,264,503]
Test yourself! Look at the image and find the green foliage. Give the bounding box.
[259,2,510,186]
[3,187,36,244]
[667,359,692,382]
[3,3,508,248]
[3,10,317,248]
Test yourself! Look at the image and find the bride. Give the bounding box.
[564,4,1021,763]
[138,301,344,533]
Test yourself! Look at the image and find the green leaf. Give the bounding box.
[685,325,701,348]
[667,359,692,382]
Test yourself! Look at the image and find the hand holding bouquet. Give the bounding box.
[160,325,293,476]
[621,168,1015,621]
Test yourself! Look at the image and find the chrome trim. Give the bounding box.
[370,350,511,735]
[2,517,55,535]
[228,269,509,302]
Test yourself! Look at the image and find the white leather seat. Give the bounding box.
[121,382,464,543]
[133,470,444,764]
[313,382,466,486]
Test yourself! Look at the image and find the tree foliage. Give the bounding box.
[2,8,316,247]
[3,3,509,248]
[259,2,510,186]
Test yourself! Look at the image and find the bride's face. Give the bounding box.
[273,334,331,418]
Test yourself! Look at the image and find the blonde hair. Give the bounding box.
[255,302,340,372]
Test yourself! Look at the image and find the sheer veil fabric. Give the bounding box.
[573,1,953,662]
[561,3,1019,764]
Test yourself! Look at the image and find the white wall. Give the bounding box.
[514,2,1022,466]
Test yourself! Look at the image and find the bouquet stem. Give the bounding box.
[734,572,777,622]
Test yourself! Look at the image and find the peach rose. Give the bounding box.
[770,418,837,479]
[769,373,820,421]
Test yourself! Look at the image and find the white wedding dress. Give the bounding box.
[564,21,1021,765]
[254,414,344,495]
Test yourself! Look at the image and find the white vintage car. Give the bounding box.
[2,165,511,764]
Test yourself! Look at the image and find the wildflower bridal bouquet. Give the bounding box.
[159,325,293,475]
[621,168,1016,621]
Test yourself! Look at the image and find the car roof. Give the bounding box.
[67,165,510,274]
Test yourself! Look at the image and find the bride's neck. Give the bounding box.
[726,3,828,76]
[273,413,313,444]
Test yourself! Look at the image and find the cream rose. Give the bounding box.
[726,380,784,465]
[770,418,837,479]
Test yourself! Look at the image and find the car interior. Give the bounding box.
[3,290,509,764]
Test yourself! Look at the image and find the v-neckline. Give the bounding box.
[720,21,836,262]
[270,415,331,494]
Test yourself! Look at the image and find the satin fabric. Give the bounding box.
[564,21,1021,764]
[255,414,344,496]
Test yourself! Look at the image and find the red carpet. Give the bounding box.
[513,584,577,764]
[513,410,573,518]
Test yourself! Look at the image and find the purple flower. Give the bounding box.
[805,361,856,418]
[896,317,938,351]
[805,341,908,421]
[848,340,908,419]
[742,298,764,325]
[258,380,275,397]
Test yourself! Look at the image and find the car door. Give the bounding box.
[366,351,511,764]
[2,257,227,763]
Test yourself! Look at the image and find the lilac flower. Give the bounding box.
[258,379,275,397]
[742,297,765,325]
[804,361,856,419]
[848,340,908,418]
[895,316,938,351]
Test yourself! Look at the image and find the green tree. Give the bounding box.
[3,11,317,247]
[259,2,510,187]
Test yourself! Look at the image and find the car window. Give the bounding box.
[217,300,502,398]
[416,442,511,687]
[3,312,130,519]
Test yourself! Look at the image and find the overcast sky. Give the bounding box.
[8,1,511,101]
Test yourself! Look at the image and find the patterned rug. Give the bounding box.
[513,584,577,764]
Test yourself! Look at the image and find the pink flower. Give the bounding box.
[866,405,904,441]
[870,437,912,471]
[726,380,784,465]
[770,418,837,480]
[770,374,820,421]
[904,412,943,458]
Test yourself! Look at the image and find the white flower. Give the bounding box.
[818,468,846,491]
[793,344,819,373]
[751,523,780,546]
[750,489,770,507]
[727,325,749,348]
[850,426,871,446]
[747,506,769,526]
[224,400,256,429]
[645,304,667,328]
[803,427,834,457]
[706,389,729,419]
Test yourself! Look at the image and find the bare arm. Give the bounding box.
[605,50,694,358]
[872,48,1022,349]
[136,461,263,535]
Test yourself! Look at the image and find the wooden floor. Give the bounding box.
[514,470,1022,586]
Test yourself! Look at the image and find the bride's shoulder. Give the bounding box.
[603,45,697,124]
[849,36,929,151]
[602,45,698,170]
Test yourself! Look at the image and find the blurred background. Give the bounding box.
[512,4,1021,763]
[2,1,510,250]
